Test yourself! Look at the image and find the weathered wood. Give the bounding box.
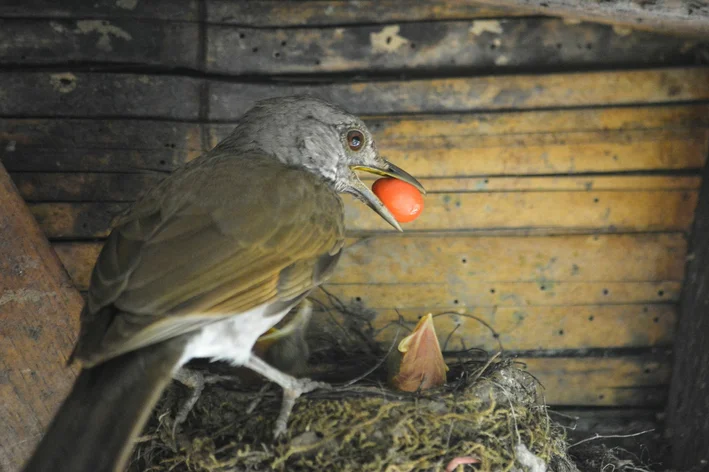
[26,188,698,238]
[470,0,709,38]
[206,0,518,26]
[316,280,680,308]
[0,119,203,172]
[0,73,201,119]
[2,17,696,73]
[0,163,82,471]
[207,18,700,75]
[10,173,701,201]
[519,357,670,406]
[0,0,199,21]
[342,190,698,233]
[1,68,707,119]
[208,68,709,119]
[365,304,675,352]
[0,19,199,68]
[51,233,688,291]
[666,148,709,469]
[30,202,127,239]
[57,237,677,351]
[3,104,707,173]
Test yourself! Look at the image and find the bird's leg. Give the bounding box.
[244,354,330,438]
[171,367,233,435]
[170,367,205,436]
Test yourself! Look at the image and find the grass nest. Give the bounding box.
[126,298,630,472]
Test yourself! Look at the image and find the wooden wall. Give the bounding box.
[1,0,708,443]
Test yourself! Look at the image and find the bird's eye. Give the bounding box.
[347,130,365,151]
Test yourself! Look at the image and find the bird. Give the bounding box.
[388,313,449,392]
[22,95,424,472]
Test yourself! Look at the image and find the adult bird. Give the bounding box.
[22,96,424,472]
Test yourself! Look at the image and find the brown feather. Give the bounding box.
[73,152,344,367]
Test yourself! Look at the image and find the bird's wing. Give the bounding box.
[73,153,345,366]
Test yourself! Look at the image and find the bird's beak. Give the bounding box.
[352,161,426,195]
[349,160,425,232]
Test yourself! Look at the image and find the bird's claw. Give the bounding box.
[273,378,330,438]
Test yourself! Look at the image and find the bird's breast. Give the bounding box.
[177,304,290,369]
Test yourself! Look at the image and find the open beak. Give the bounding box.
[349,160,425,232]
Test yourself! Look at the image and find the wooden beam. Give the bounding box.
[666,154,709,469]
[470,0,709,38]
[0,162,82,471]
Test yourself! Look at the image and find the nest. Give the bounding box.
[127,299,652,472]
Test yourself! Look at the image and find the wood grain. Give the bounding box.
[0,163,82,471]
[207,18,699,75]
[667,149,709,470]
[1,68,707,119]
[25,188,698,238]
[342,190,697,233]
[520,356,670,406]
[364,304,675,352]
[0,0,199,21]
[206,0,518,26]
[3,104,707,173]
[0,73,201,120]
[0,19,199,68]
[470,0,709,38]
[51,233,688,291]
[209,68,709,118]
[11,173,701,201]
[316,281,680,308]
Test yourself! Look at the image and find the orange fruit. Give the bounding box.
[372,178,424,223]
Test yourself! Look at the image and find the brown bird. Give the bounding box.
[22,96,424,472]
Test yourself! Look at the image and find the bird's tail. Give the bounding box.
[22,339,186,472]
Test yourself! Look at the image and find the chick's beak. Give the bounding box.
[349,160,425,232]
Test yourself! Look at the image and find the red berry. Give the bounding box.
[372,178,424,223]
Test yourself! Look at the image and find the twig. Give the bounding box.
[339,326,401,388]
[568,430,655,449]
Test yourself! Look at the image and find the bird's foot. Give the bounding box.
[245,354,330,438]
[274,378,330,438]
[171,367,233,437]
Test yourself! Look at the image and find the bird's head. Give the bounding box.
[219,95,425,231]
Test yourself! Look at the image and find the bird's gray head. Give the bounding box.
[217,95,425,231]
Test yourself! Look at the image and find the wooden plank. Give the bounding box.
[0,0,199,21]
[0,162,82,471]
[11,173,701,201]
[667,147,709,470]
[0,119,203,172]
[413,176,702,193]
[4,104,707,173]
[0,69,707,119]
[57,239,677,350]
[208,67,709,118]
[207,18,699,75]
[206,0,518,26]
[26,188,698,238]
[51,233,687,291]
[518,357,670,407]
[316,281,681,308]
[30,202,127,239]
[0,19,199,68]
[335,233,688,283]
[470,0,709,38]
[335,304,676,352]
[342,190,698,233]
[0,73,201,120]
